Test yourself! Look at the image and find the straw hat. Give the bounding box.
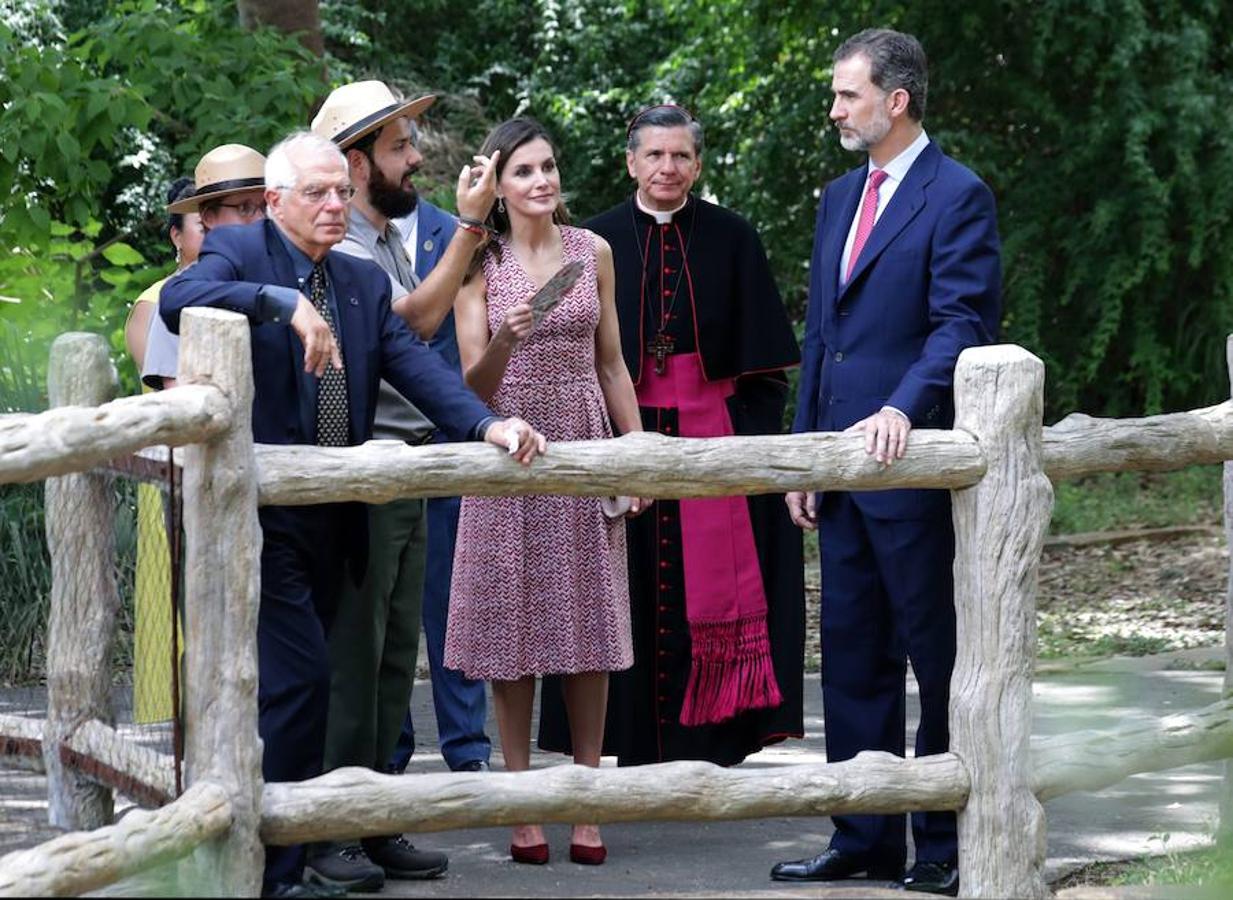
[168,144,267,214]
[311,81,435,150]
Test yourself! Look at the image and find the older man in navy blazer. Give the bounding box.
[161,130,544,898]
[774,29,1001,897]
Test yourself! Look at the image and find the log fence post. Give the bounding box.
[950,345,1053,898]
[1222,333,1233,847]
[177,309,264,895]
[42,333,120,830]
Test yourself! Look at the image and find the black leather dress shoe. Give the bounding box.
[901,861,959,896]
[770,848,902,882]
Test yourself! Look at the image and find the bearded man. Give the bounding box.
[774,30,1001,896]
[301,81,498,892]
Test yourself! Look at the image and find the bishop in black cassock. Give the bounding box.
[539,187,805,766]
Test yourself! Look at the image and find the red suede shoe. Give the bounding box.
[569,843,607,865]
[510,843,550,865]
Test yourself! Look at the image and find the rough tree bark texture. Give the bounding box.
[42,333,119,830]
[1034,696,1233,802]
[0,384,229,485]
[1044,399,1233,482]
[261,753,970,845]
[950,345,1053,899]
[256,430,986,505]
[0,782,231,898]
[1223,335,1233,846]
[177,310,264,895]
[259,697,1233,846]
[237,0,323,56]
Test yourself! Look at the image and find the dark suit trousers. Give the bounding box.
[817,490,957,867]
[257,506,347,890]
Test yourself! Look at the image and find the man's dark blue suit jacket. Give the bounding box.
[792,140,1002,518]
[160,218,492,448]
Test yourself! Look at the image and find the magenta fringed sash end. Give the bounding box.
[678,613,783,727]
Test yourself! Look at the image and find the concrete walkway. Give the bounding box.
[368,648,1227,897]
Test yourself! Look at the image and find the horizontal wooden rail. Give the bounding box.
[260,752,969,844]
[0,714,44,773]
[256,429,986,505]
[1032,695,1233,801]
[261,697,1233,845]
[1043,400,1233,482]
[0,781,230,897]
[254,399,1233,506]
[0,715,175,806]
[0,385,231,486]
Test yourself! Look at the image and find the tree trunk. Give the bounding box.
[237,0,323,56]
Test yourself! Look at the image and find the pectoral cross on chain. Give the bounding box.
[647,331,675,375]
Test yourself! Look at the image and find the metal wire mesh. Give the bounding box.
[0,452,182,855]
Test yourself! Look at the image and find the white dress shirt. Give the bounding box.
[839,128,931,283]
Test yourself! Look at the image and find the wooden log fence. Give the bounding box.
[0,716,175,806]
[0,782,231,898]
[258,695,1233,845]
[1223,335,1233,846]
[42,334,120,832]
[1,314,1231,898]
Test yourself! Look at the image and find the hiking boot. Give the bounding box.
[362,835,448,880]
[303,842,385,893]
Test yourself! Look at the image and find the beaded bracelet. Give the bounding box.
[456,215,490,238]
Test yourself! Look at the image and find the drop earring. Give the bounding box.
[497,197,505,214]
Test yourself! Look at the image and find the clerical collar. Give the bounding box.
[635,192,690,224]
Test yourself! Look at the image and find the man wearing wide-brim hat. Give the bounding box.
[146,143,269,390]
[304,80,499,892]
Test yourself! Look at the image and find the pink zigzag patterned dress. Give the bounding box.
[445,225,633,681]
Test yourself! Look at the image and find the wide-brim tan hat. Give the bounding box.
[168,144,267,213]
[311,80,435,150]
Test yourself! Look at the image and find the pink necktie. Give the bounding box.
[845,168,889,281]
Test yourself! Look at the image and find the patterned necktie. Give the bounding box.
[308,262,350,446]
[845,168,889,282]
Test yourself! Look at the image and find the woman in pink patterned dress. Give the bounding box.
[446,118,649,866]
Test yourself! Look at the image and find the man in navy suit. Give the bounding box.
[160,130,544,898]
[772,29,1001,897]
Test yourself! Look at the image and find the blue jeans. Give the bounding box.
[388,494,490,771]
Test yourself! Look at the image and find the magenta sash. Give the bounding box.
[636,352,782,726]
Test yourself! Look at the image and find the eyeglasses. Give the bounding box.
[219,200,265,219]
[626,103,697,140]
[287,184,357,204]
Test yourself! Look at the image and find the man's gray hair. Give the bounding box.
[835,28,928,122]
[266,130,347,190]
[627,105,704,155]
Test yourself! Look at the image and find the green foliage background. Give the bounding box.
[2,0,1231,419]
[329,0,1233,420]
[1,0,1231,680]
